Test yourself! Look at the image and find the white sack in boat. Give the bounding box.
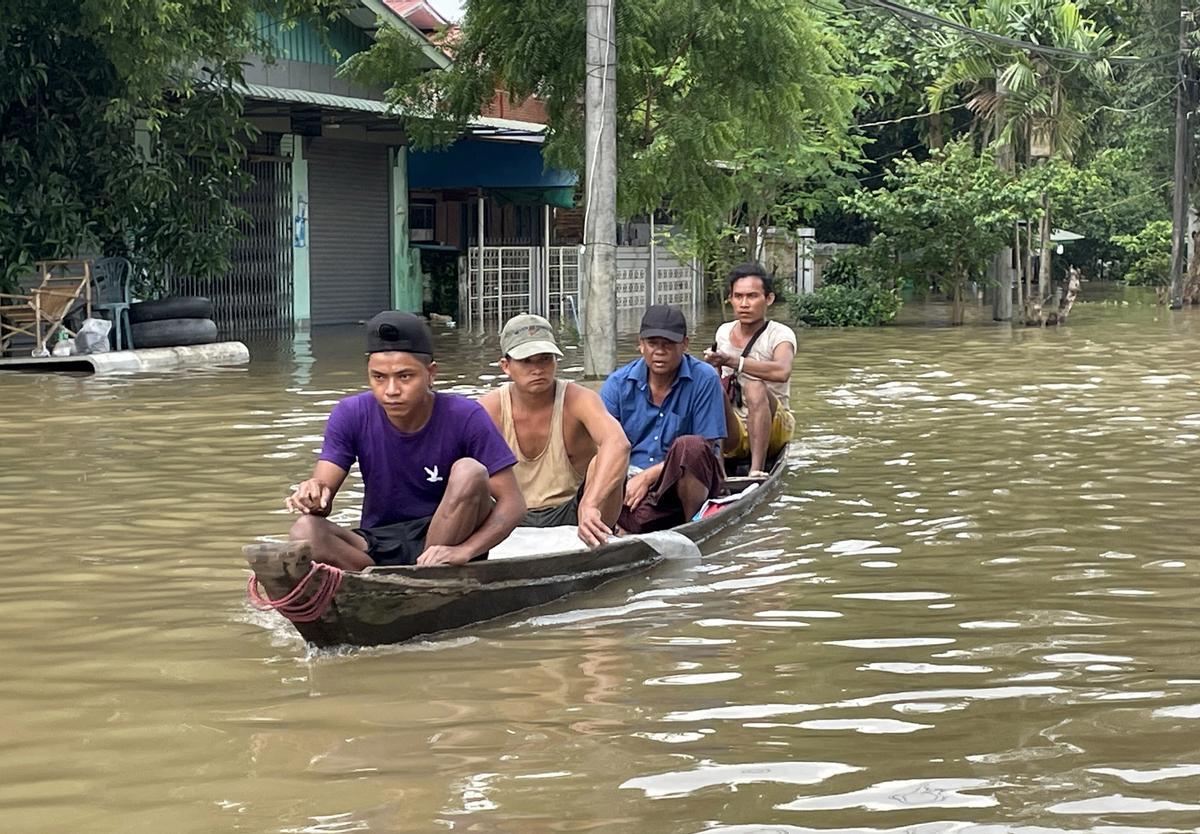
[489,526,700,560]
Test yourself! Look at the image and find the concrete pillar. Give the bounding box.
[477,189,486,329]
[289,135,311,328]
[390,145,417,312]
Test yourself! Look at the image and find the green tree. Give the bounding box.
[928,0,1115,323]
[1112,218,1172,294]
[346,0,861,247]
[1049,147,1171,280]
[0,0,336,294]
[842,140,1040,325]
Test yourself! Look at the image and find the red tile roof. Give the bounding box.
[383,0,449,33]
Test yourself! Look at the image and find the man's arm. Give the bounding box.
[450,466,526,560]
[285,460,349,516]
[625,462,664,510]
[727,341,794,383]
[567,384,631,544]
[692,363,730,447]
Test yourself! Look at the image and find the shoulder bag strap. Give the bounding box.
[740,320,771,357]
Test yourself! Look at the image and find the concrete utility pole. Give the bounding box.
[1169,4,1192,309]
[581,0,617,377]
[992,70,1015,322]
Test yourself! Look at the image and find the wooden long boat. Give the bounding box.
[245,450,788,648]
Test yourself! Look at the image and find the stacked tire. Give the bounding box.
[129,297,218,349]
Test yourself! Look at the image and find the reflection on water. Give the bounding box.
[2,293,1199,833]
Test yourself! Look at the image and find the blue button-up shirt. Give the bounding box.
[600,353,727,469]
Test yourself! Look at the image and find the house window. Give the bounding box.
[411,200,436,242]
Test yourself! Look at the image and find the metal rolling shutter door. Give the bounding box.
[308,138,391,325]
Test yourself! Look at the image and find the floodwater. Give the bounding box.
[2,291,1199,834]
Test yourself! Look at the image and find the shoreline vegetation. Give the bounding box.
[2,0,1194,324]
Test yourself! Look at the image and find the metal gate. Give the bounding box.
[546,246,580,320]
[174,140,294,335]
[463,245,581,328]
[464,246,534,327]
[462,244,698,328]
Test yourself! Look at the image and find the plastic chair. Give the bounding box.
[92,257,133,350]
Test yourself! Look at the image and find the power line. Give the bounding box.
[844,0,1175,65]
[1088,80,1182,118]
[856,103,967,129]
[1075,182,1170,217]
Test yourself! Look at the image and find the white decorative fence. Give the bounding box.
[463,244,701,330]
[615,246,701,309]
[654,266,695,306]
[546,246,580,321]
[472,246,532,326]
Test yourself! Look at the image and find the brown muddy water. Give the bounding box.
[1,291,1198,834]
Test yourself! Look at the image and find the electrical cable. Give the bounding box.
[855,103,970,129]
[1074,182,1171,217]
[841,0,1175,65]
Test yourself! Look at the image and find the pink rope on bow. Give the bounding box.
[247,561,344,623]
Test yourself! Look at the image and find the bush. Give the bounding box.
[1111,220,1171,287]
[820,255,863,287]
[790,282,902,327]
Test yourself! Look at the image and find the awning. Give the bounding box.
[1050,228,1084,242]
[488,187,576,209]
[238,82,395,116]
[236,83,548,138]
[408,138,577,200]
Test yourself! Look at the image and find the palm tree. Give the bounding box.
[929,0,1114,324]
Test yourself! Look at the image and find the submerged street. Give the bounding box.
[2,295,1199,833]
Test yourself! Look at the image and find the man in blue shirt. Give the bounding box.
[601,305,726,532]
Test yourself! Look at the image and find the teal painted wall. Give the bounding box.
[256,13,373,66]
[391,146,420,312]
[290,137,311,326]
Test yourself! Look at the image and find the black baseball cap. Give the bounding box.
[365,311,433,357]
[639,304,687,343]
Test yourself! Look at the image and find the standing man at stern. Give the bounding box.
[286,311,524,570]
[480,314,630,547]
[704,262,796,476]
[601,304,726,533]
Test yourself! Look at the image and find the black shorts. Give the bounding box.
[521,494,581,527]
[354,516,433,566]
[355,516,491,566]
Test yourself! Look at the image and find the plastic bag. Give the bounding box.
[75,318,112,354]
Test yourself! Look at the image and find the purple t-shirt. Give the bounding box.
[319,392,517,530]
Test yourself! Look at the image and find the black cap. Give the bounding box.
[639,304,687,342]
[365,311,433,356]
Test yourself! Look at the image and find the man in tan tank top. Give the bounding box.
[479,314,631,547]
[704,263,796,477]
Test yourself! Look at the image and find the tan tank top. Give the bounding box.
[498,379,584,510]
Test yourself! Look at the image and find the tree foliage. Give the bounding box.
[348,0,861,241]
[842,140,1041,322]
[1112,219,1172,287]
[1049,147,1171,279]
[0,0,337,293]
[928,0,1115,159]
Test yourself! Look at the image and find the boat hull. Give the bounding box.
[246,450,787,647]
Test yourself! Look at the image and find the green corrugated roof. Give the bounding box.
[238,84,549,138]
[238,83,396,115]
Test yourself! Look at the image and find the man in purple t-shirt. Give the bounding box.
[286,311,524,569]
